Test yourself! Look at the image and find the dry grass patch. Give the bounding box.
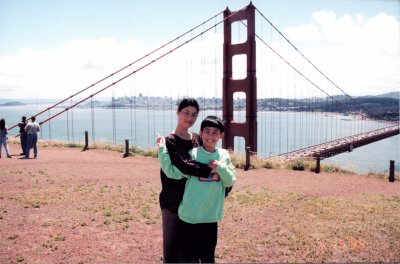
[219,188,400,263]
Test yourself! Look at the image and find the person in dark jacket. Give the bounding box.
[18,116,28,155]
[159,98,212,263]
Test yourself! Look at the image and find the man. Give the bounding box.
[24,116,40,159]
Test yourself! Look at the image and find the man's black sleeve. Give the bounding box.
[166,137,212,178]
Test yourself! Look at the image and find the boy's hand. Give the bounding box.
[156,133,166,147]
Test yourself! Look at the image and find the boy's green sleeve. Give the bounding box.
[158,145,189,180]
[215,150,236,187]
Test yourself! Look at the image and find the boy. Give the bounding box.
[156,116,236,263]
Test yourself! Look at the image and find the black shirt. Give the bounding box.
[18,121,27,134]
[159,133,212,212]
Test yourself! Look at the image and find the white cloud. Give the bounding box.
[0,10,398,101]
[0,38,148,99]
[281,10,399,96]
[0,31,226,101]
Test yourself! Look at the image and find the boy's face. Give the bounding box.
[200,126,222,151]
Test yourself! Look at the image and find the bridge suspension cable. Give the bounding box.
[35,9,241,128]
[6,3,396,164]
[254,23,378,122]
[8,7,249,145]
[220,5,398,159]
[8,9,228,132]
[255,7,388,121]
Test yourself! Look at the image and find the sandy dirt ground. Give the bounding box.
[1,143,399,263]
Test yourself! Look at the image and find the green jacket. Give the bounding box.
[158,145,236,224]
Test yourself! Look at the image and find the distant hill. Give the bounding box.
[0,101,25,107]
[376,92,399,100]
[1,91,398,121]
[0,98,57,105]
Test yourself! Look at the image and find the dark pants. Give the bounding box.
[20,133,27,154]
[25,134,38,158]
[180,221,218,263]
[162,209,183,263]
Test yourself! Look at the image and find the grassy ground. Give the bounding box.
[1,140,399,263]
[220,187,400,262]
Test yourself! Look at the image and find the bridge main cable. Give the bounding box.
[255,7,387,121]
[254,29,362,117]
[34,6,247,128]
[9,9,225,131]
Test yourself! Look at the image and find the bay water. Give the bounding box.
[1,104,398,174]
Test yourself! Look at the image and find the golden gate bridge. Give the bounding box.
[7,3,399,163]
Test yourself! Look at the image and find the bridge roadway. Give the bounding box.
[269,124,400,162]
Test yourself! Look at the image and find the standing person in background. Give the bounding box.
[24,116,40,159]
[0,118,12,158]
[159,98,213,263]
[18,116,28,156]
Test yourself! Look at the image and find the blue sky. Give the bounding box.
[1,0,398,55]
[0,0,399,99]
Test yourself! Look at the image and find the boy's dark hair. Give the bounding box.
[31,116,36,122]
[200,116,224,133]
[177,98,199,113]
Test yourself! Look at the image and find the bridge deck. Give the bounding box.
[270,124,400,162]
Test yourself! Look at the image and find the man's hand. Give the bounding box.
[156,133,166,147]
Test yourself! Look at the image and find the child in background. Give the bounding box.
[156,116,236,263]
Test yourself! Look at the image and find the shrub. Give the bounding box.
[287,160,307,171]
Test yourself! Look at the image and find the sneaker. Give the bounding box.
[7,155,12,158]
[20,153,25,155]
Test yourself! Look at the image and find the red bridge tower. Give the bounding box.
[222,3,257,154]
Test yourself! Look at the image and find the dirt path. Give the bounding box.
[1,143,399,263]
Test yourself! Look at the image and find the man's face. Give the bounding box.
[177,106,198,130]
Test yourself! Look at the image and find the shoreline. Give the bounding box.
[5,139,399,180]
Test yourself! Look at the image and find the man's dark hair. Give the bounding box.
[200,116,224,133]
[177,98,199,113]
[0,118,5,130]
[31,116,36,122]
